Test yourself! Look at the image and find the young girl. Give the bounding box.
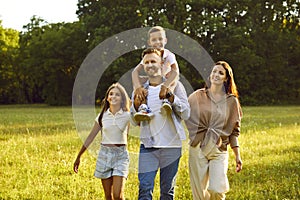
[73,83,131,200]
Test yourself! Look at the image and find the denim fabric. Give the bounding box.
[94,145,129,179]
[138,144,181,200]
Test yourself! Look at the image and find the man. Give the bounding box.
[131,47,190,200]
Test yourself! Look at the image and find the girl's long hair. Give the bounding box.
[97,83,130,127]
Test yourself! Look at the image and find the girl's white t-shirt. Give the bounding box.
[95,109,130,144]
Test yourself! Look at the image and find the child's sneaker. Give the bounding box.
[134,104,154,121]
[160,99,172,115]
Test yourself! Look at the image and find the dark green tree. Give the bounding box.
[0,0,298,105]
[18,16,88,105]
[0,21,20,103]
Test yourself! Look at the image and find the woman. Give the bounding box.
[185,61,243,200]
[73,83,131,200]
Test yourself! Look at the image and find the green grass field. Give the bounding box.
[0,105,299,199]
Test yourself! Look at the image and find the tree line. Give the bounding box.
[0,0,299,105]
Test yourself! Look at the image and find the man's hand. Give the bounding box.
[134,87,147,111]
[159,85,168,99]
[135,87,147,99]
[160,85,174,103]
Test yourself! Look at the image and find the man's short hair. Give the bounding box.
[142,47,162,59]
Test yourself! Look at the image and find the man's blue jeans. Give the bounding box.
[138,144,182,200]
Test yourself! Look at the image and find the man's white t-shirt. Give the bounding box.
[140,85,181,148]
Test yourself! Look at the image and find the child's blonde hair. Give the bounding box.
[148,26,166,38]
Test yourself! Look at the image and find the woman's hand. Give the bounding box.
[73,157,80,173]
[232,146,242,173]
[235,157,242,172]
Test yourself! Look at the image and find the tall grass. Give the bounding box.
[0,105,299,199]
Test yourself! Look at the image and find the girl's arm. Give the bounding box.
[73,122,101,173]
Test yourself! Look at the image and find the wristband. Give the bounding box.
[166,91,173,98]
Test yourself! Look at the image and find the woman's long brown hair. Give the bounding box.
[206,61,239,98]
[216,61,239,98]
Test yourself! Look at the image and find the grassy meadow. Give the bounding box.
[0,105,299,199]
